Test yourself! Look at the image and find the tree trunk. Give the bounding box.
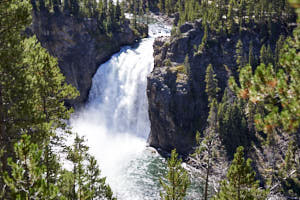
[204,159,210,200]
[0,84,6,200]
[238,175,241,200]
[0,84,4,169]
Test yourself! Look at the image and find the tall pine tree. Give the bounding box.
[160,149,190,200]
[214,146,267,200]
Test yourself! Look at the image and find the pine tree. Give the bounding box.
[214,146,267,200]
[193,99,222,200]
[0,0,78,197]
[3,135,59,200]
[165,0,172,15]
[248,41,255,67]
[279,136,300,197]
[160,149,190,200]
[58,169,75,199]
[66,134,116,200]
[18,36,78,186]
[275,35,285,71]
[0,1,120,199]
[86,156,116,200]
[0,0,32,195]
[229,6,300,193]
[246,0,254,23]
[230,28,300,135]
[201,23,208,50]
[266,44,274,65]
[158,0,164,12]
[238,0,246,28]
[236,40,246,70]
[227,0,236,34]
[217,88,249,158]
[67,134,89,200]
[259,44,268,64]
[205,64,220,103]
[0,149,5,199]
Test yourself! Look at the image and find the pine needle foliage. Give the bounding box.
[214,146,268,200]
[160,149,190,200]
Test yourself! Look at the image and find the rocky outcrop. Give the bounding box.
[147,20,292,156]
[30,10,148,107]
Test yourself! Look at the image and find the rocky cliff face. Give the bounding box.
[147,20,291,155]
[30,10,147,107]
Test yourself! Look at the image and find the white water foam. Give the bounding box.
[71,24,170,199]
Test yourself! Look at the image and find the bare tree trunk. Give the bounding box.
[0,84,8,182]
[0,84,6,200]
[0,84,5,169]
[204,159,210,200]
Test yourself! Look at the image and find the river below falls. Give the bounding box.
[70,22,202,200]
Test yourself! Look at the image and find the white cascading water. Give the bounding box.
[71,23,171,200]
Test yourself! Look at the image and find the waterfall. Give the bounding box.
[71,23,171,200]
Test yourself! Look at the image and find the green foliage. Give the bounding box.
[260,45,274,66]
[0,1,115,199]
[230,24,300,192]
[199,24,208,52]
[31,0,127,35]
[0,149,5,199]
[277,136,300,198]
[160,149,190,200]
[193,99,222,200]
[155,0,296,38]
[169,64,189,83]
[289,0,300,22]
[4,135,59,200]
[164,58,172,66]
[217,89,250,158]
[66,134,89,199]
[214,146,268,200]
[0,0,32,195]
[170,65,186,74]
[236,40,246,70]
[58,170,75,199]
[65,134,116,200]
[86,156,116,200]
[230,28,300,135]
[205,64,220,103]
[248,41,256,68]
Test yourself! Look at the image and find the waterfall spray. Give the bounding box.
[71,23,171,200]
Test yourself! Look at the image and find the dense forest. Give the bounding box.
[0,0,299,200]
[0,0,123,199]
[30,0,126,34]
[154,0,299,199]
